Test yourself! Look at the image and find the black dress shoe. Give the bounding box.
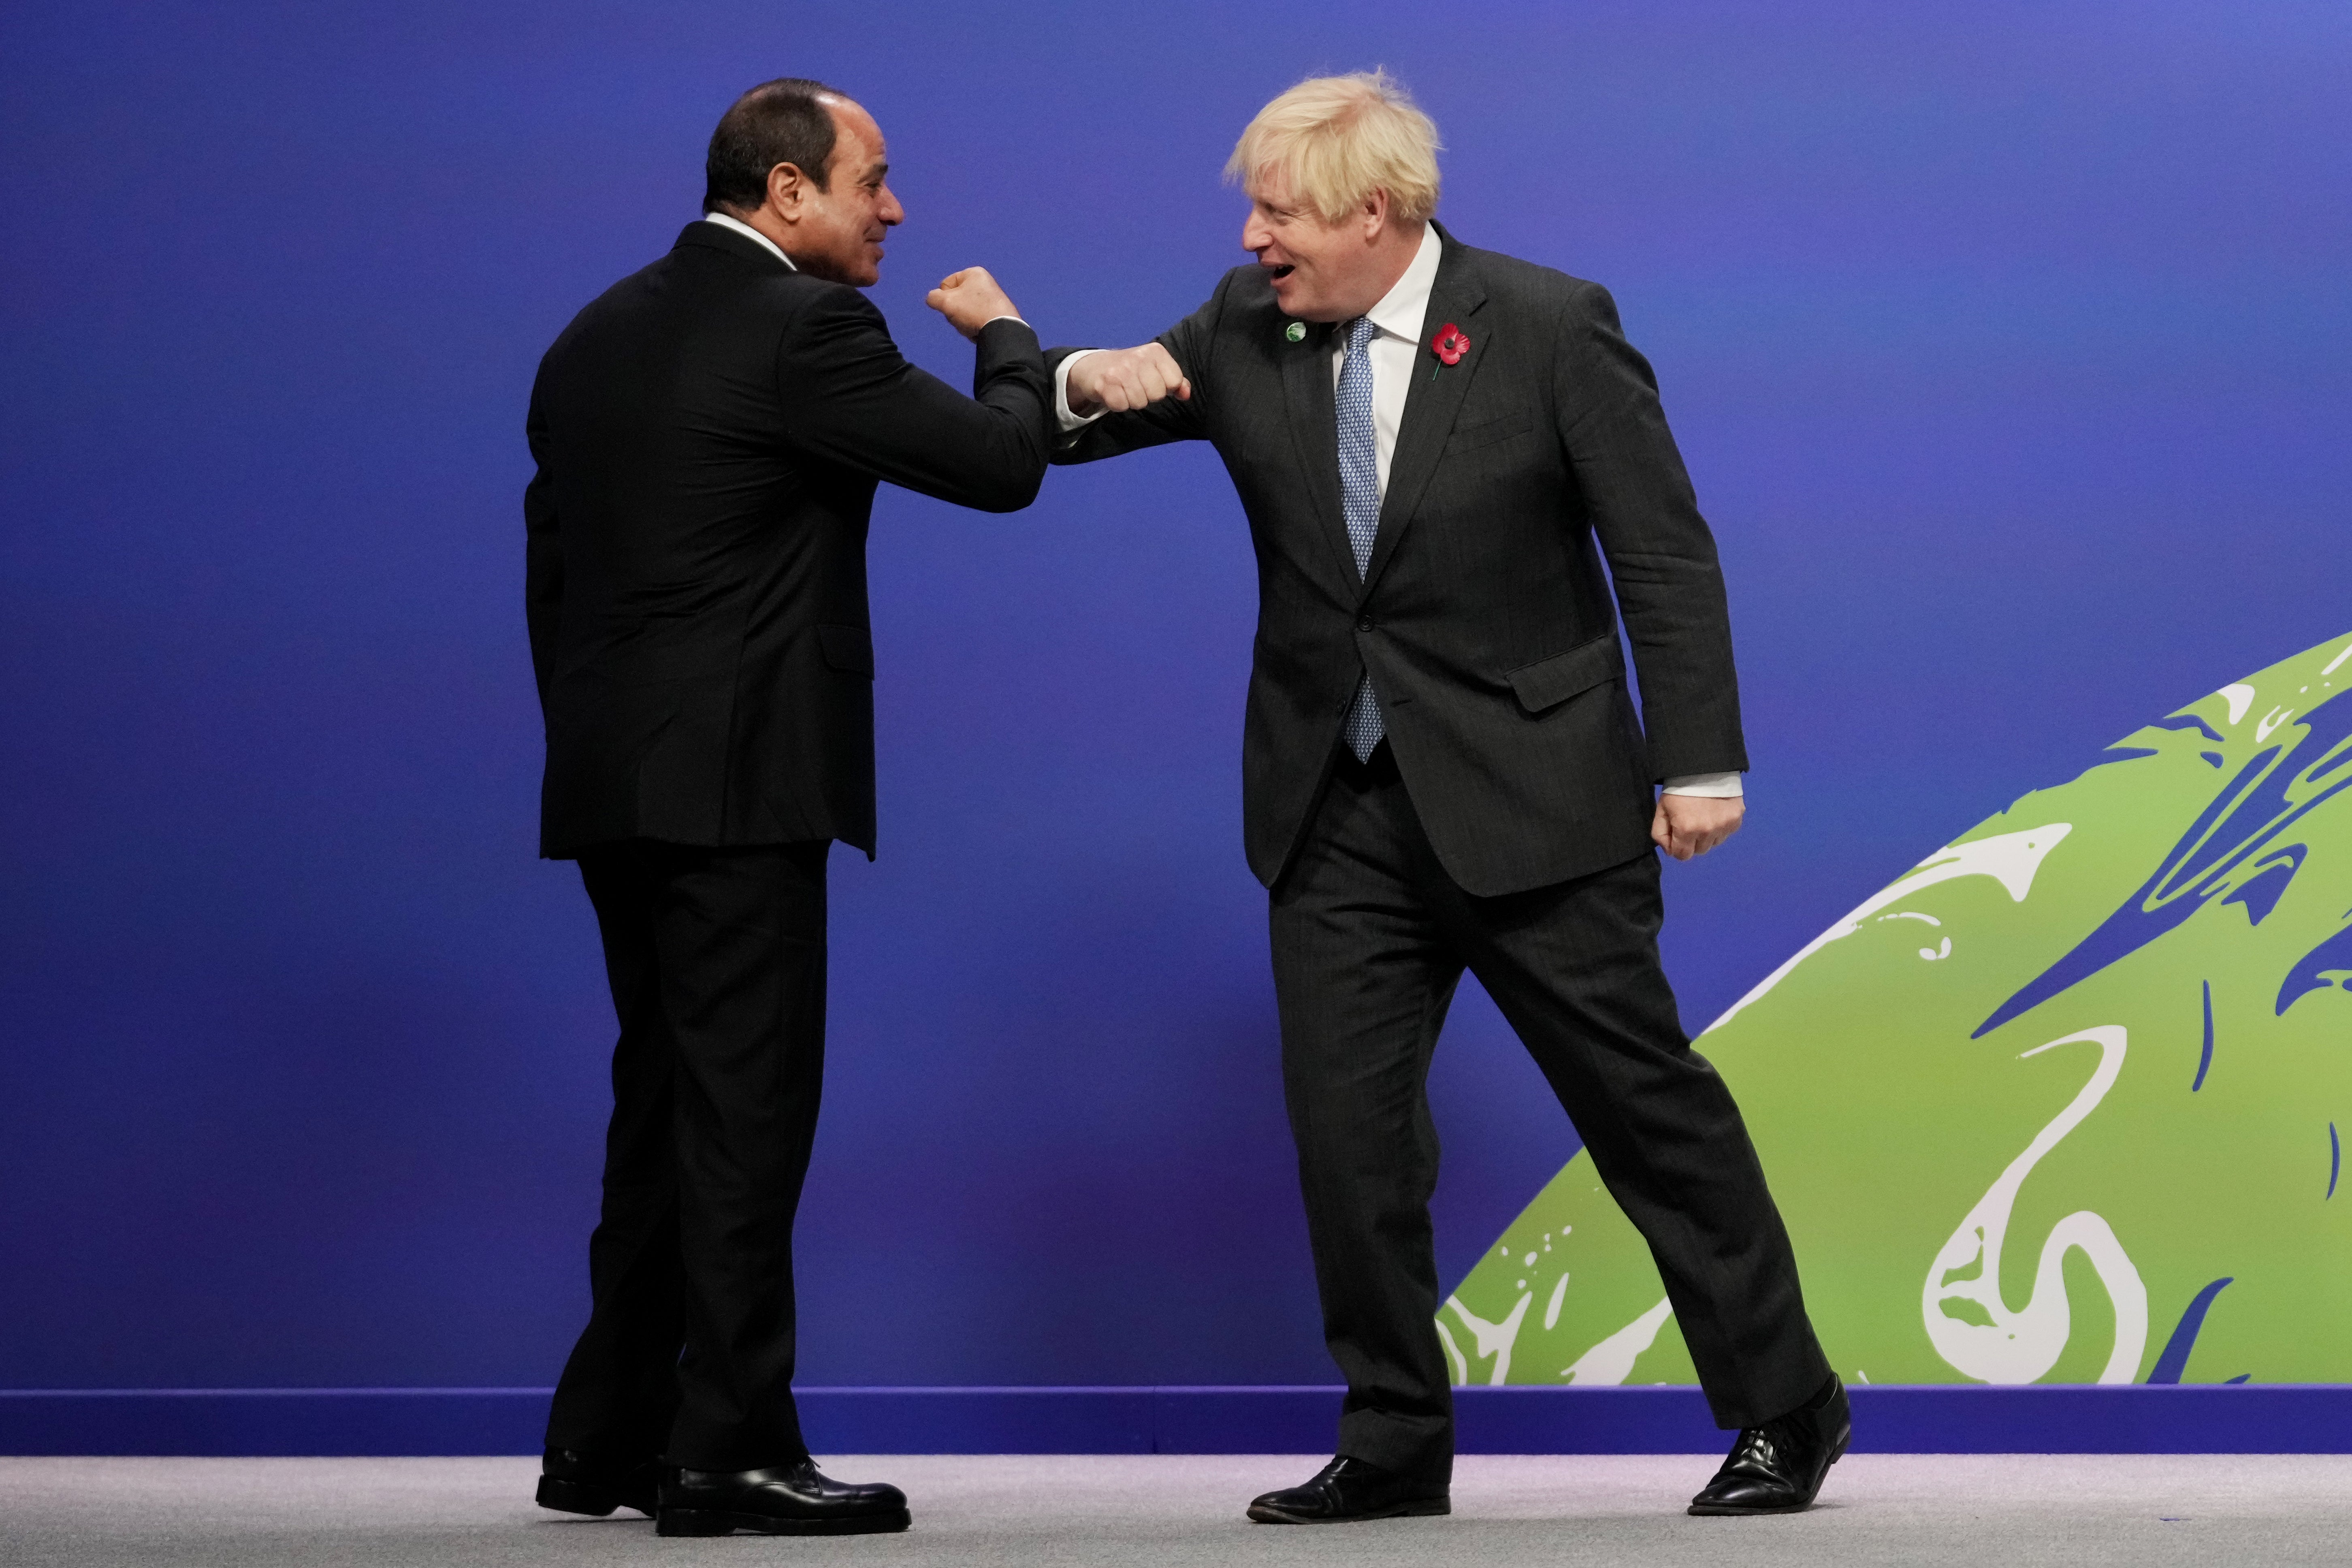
[1247,1455,1450,1524]
[656,1458,911,1537]
[1688,1374,1852,1516]
[535,1447,662,1518]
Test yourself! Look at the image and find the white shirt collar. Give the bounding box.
[1362,223,1443,343]
[700,210,796,271]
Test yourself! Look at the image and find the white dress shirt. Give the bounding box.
[1058,226,1740,799]
[1333,220,1443,495]
[701,209,796,269]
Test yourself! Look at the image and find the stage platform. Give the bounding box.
[12,1384,2347,1455]
[4,1453,2345,1567]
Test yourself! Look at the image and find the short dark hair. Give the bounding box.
[703,78,842,214]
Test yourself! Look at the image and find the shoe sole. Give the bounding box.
[1685,1429,1851,1517]
[1247,1498,1451,1525]
[535,1476,655,1519]
[656,1507,912,1537]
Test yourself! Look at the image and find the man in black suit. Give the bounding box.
[523,78,1050,1537]
[1054,71,1848,1521]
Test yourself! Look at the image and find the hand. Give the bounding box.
[1065,343,1191,415]
[925,267,1021,340]
[1652,792,1744,862]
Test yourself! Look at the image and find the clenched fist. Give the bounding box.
[926,268,1022,340]
[1065,343,1191,416]
[1651,792,1745,862]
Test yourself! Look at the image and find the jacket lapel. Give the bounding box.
[1360,229,1487,596]
[1279,319,1361,587]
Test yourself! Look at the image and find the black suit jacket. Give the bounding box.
[526,221,1051,859]
[1053,224,1745,896]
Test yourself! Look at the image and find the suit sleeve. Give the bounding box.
[523,370,562,710]
[775,288,1051,513]
[1045,273,1228,464]
[1553,281,1749,780]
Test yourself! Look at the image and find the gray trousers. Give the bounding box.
[1270,744,1829,1482]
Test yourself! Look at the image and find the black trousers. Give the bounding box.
[1270,745,1828,1483]
[546,838,829,1472]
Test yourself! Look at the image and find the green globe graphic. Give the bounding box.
[1443,631,2352,1388]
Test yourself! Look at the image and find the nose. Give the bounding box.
[878,183,905,227]
[1241,209,1270,255]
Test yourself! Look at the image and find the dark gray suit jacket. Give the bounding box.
[527,221,1051,860]
[1052,224,1745,896]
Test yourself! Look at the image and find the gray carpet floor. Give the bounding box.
[3,1454,2346,1567]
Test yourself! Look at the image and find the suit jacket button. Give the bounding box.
[1356,615,1374,632]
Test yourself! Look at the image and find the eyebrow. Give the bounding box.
[862,160,889,182]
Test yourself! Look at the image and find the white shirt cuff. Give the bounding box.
[1661,772,1744,798]
[1054,349,1107,433]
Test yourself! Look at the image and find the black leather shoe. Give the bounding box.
[535,1447,661,1518]
[1247,1455,1450,1525]
[1688,1375,1852,1515]
[656,1458,910,1536]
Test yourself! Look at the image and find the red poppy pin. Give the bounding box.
[1431,322,1471,366]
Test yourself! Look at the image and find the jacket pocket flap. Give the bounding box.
[1447,410,1533,452]
[1506,635,1623,713]
[819,623,875,676]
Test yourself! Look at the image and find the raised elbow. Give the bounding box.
[975,469,1045,513]
[973,439,1047,512]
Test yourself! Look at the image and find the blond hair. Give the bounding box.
[1224,69,1442,226]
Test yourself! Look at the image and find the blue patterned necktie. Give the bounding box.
[1336,316,1385,761]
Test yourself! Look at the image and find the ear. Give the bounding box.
[765,160,810,224]
[1360,188,1390,242]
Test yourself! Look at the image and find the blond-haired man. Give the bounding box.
[1055,72,1847,1521]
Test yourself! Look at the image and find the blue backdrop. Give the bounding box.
[2,0,2345,1394]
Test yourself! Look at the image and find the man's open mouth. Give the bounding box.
[1268,264,1295,281]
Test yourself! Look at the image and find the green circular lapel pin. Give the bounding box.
[1284,320,1306,343]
